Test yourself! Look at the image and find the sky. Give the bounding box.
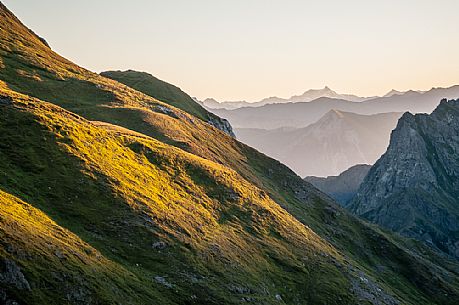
[4,0,459,102]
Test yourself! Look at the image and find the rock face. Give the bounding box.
[305,164,371,206]
[207,116,235,137]
[349,99,459,258]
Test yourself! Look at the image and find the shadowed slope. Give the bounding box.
[305,164,372,205]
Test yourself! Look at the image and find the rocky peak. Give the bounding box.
[301,86,337,97]
[328,109,345,119]
[349,99,459,258]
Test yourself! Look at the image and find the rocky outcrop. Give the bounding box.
[0,258,31,291]
[305,164,371,206]
[349,99,459,258]
[207,115,235,137]
[0,95,12,106]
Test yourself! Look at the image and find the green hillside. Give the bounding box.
[100,70,208,120]
[1,2,459,304]
[0,88,351,304]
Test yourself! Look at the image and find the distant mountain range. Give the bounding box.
[305,164,371,206]
[350,99,459,258]
[210,85,459,129]
[201,87,433,110]
[200,86,373,110]
[235,110,402,177]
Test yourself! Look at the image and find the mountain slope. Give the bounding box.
[100,70,235,136]
[211,87,459,129]
[350,99,459,258]
[235,111,402,177]
[305,164,371,206]
[2,2,459,304]
[1,89,366,304]
[2,89,459,304]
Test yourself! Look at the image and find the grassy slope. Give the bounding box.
[0,89,354,304]
[0,189,172,305]
[100,70,211,121]
[1,2,459,304]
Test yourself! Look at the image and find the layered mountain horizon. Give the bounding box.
[200,86,444,110]
[199,86,373,110]
[235,110,403,177]
[209,85,459,130]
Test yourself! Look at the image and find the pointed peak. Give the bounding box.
[383,89,404,97]
[203,98,219,103]
[323,109,345,119]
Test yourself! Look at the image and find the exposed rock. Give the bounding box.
[154,105,179,118]
[0,258,31,290]
[207,115,235,137]
[54,250,65,259]
[305,164,371,206]
[0,95,13,106]
[154,276,173,288]
[350,99,459,258]
[350,271,400,305]
[152,241,167,250]
[228,284,252,294]
[65,286,92,304]
[0,288,20,305]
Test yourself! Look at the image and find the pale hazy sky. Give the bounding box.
[4,0,459,101]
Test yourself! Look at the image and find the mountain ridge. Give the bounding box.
[200,86,372,110]
[210,86,459,129]
[99,70,235,137]
[349,99,459,259]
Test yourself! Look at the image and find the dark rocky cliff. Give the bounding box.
[350,99,459,258]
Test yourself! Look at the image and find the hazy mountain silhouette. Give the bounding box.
[305,164,371,206]
[211,86,459,129]
[200,86,372,110]
[235,110,402,176]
